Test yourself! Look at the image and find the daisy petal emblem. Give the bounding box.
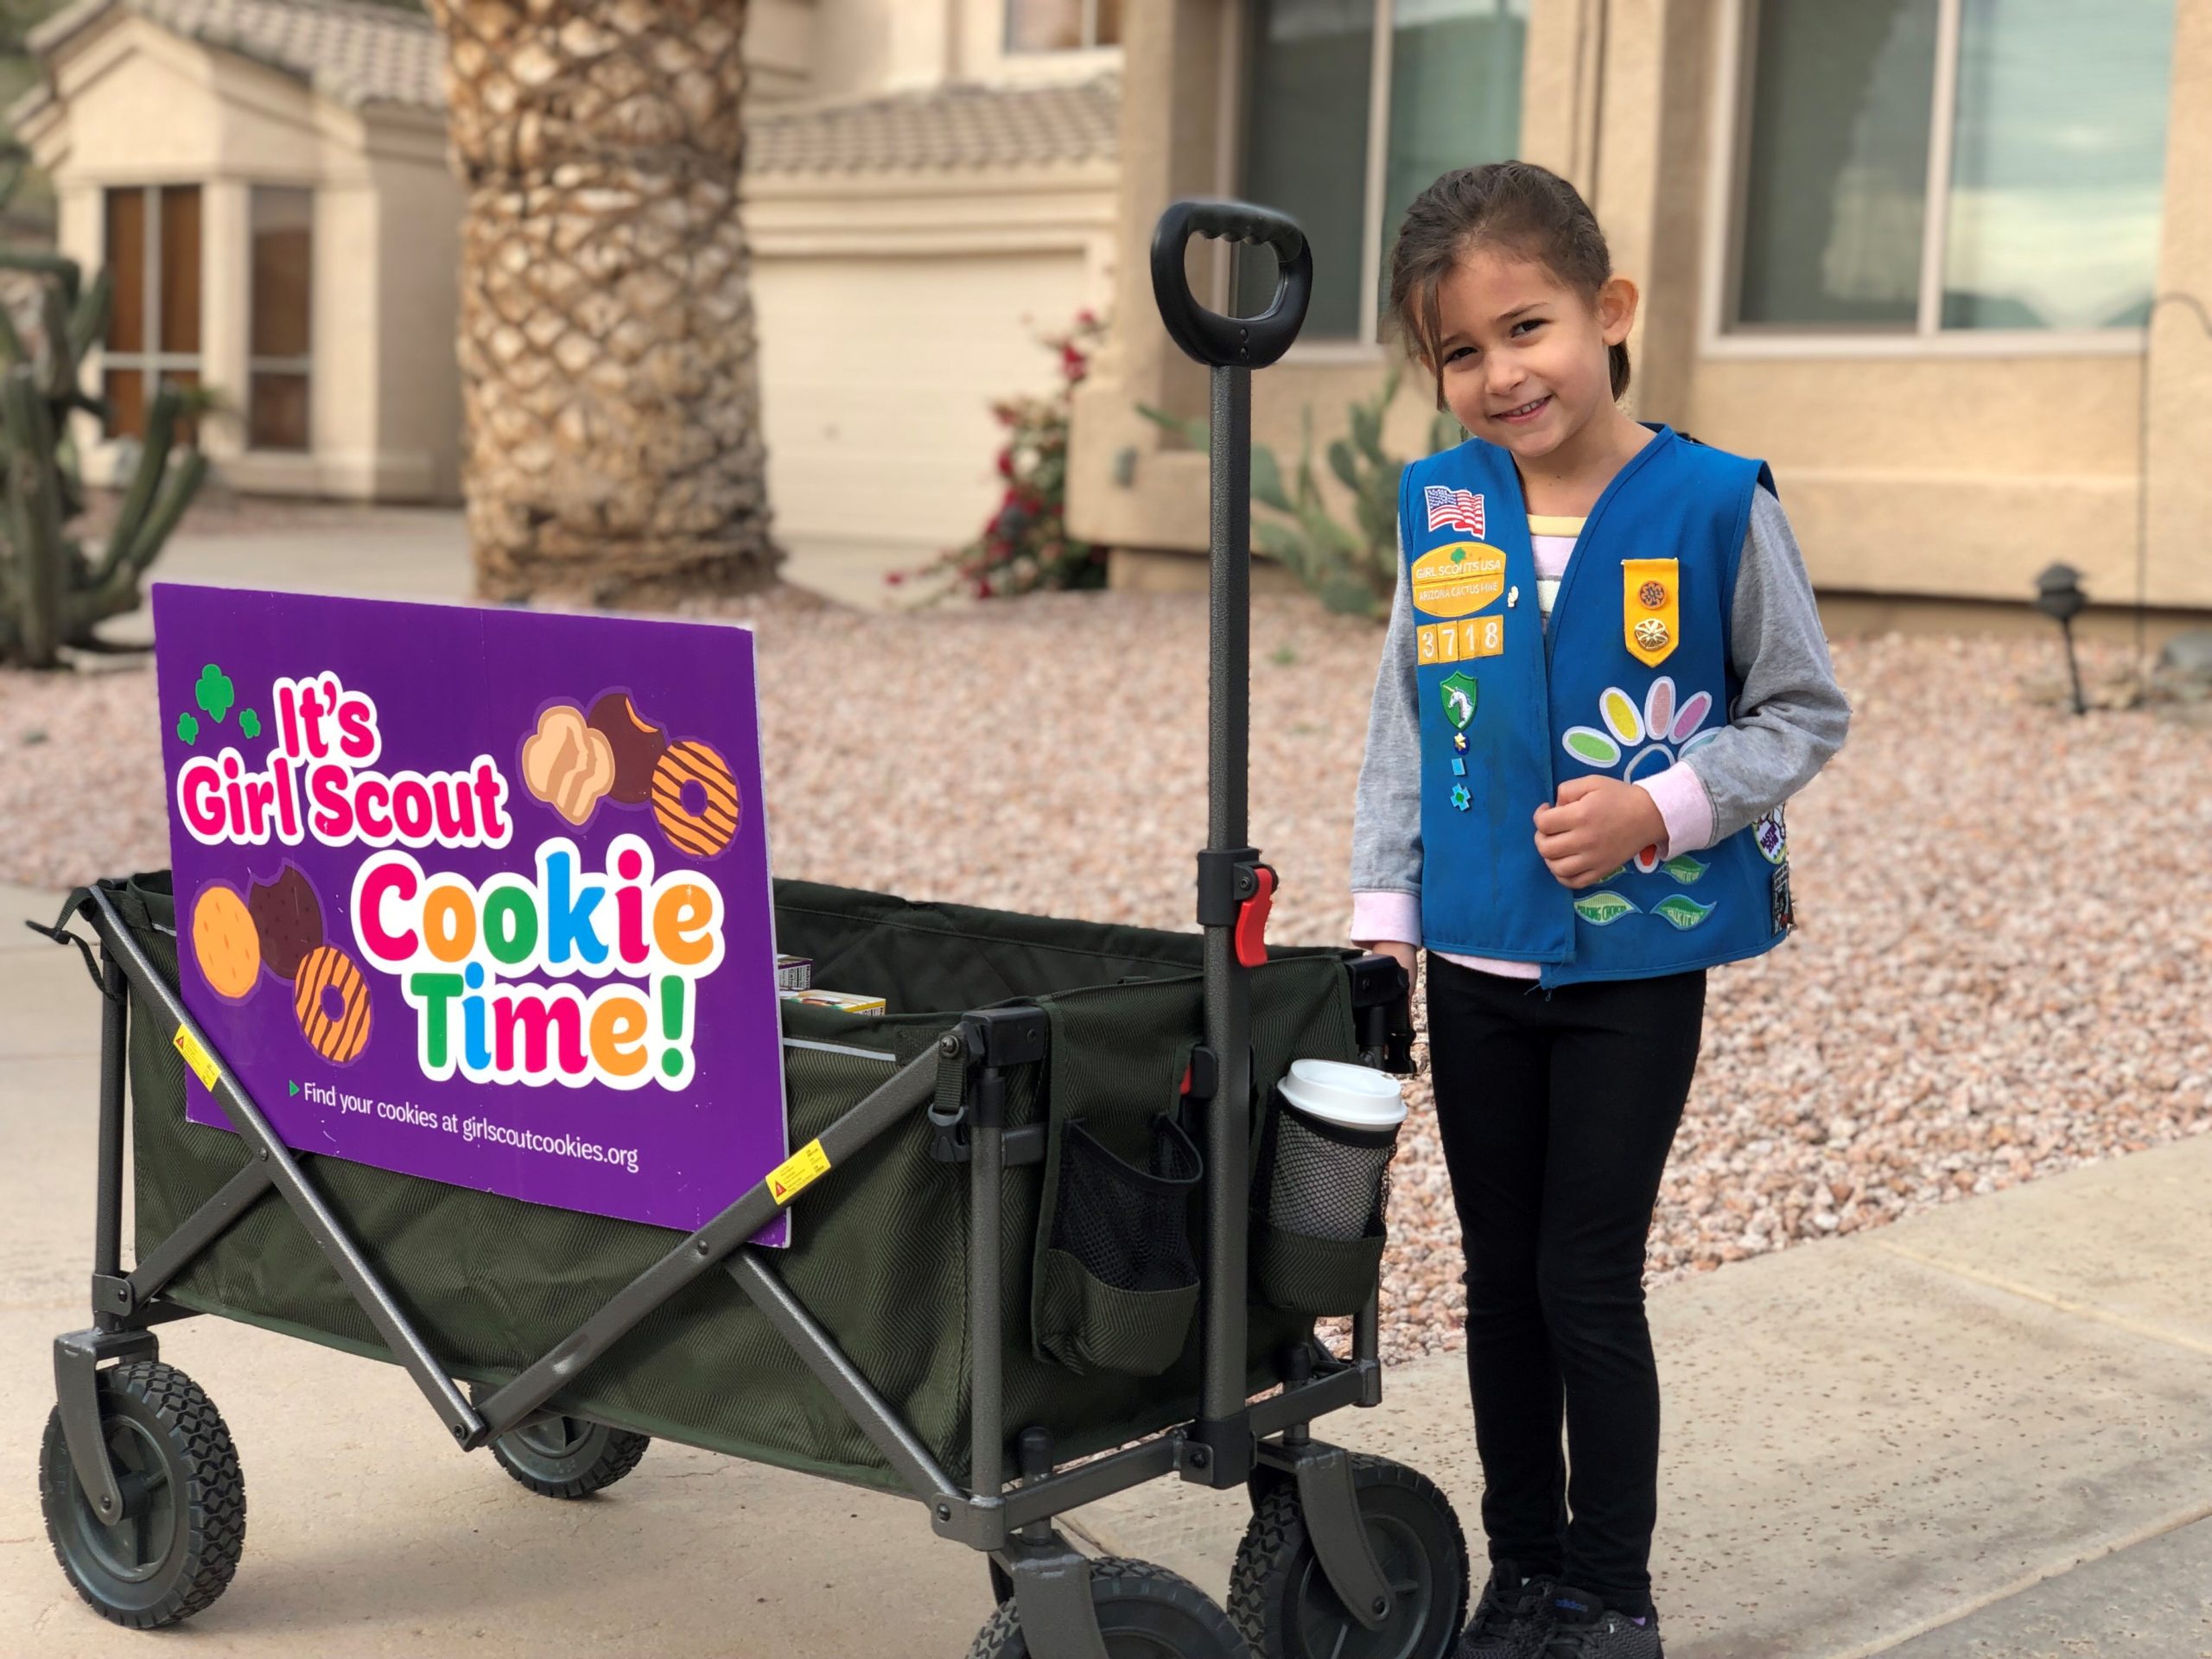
[1561,726,1621,768]
[1599,686,1643,745]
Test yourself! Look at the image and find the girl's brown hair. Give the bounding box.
[1386,161,1630,407]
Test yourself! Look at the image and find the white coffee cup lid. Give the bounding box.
[1279,1058,1407,1130]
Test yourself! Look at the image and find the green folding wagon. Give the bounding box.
[29,200,1473,1659]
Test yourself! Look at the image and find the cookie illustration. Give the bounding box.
[191,884,261,1000]
[587,690,669,805]
[247,865,323,980]
[294,944,372,1064]
[651,740,741,857]
[521,702,616,826]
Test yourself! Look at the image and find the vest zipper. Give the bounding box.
[1518,426,1675,989]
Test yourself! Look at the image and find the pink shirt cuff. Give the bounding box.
[1349,889,1421,947]
[1637,762,1713,855]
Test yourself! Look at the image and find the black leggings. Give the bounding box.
[1424,954,1706,1617]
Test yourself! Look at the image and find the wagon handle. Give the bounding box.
[1148,198,1313,370]
[1148,198,1313,1489]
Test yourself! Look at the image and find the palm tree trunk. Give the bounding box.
[428,0,779,605]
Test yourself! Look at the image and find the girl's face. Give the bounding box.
[1427,245,1637,465]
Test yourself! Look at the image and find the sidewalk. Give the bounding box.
[1071,1131,2212,1658]
[5,878,2211,1656]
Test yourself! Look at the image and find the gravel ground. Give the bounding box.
[3,595,2207,1363]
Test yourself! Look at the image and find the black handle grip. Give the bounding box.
[1149,198,1313,370]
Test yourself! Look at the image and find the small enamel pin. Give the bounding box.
[1508,585,1520,608]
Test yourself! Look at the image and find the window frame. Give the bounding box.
[1230,0,1529,359]
[246,183,314,454]
[1003,0,1117,53]
[1701,0,2157,359]
[100,183,205,438]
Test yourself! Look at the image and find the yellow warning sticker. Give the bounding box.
[765,1139,832,1206]
[172,1024,219,1090]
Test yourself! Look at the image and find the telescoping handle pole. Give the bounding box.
[1148,199,1312,1482]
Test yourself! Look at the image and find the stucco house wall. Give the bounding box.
[1070,0,2212,618]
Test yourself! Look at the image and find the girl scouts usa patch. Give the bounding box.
[1622,557,1679,667]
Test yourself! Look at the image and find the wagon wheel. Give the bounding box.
[969,1557,1249,1657]
[488,1413,651,1500]
[1227,1455,1467,1659]
[38,1359,246,1629]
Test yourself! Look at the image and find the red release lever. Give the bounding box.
[1234,866,1276,968]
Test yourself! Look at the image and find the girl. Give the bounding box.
[1350,162,1849,1658]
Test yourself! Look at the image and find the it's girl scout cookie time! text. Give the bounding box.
[173,669,740,1090]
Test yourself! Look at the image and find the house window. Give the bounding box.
[102,185,201,439]
[1730,0,2174,335]
[1006,0,1121,51]
[1239,0,1529,343]
[249,188,313,451]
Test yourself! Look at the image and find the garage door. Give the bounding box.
[751,251,1093,563]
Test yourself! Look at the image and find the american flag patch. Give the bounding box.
[1424,486,1485,536]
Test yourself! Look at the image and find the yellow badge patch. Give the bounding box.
[1418,618,1504,664]
[766,1138,833,1206]
[172,1024,219,1090]
[1410,543,1506,619]
[1622,558,1680,667]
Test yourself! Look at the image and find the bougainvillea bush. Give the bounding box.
[908,312,1107,601]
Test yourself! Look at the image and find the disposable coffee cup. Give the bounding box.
[1278,1058,1408,1133]
[1267,1060,1407,1243]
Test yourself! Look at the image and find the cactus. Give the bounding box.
[1141,366,1464,620]
[0,143,208,668]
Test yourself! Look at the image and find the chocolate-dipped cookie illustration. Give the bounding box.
[247,864,323,980]
[587,690,669,806]
[520,702,616,826]
[191,883,260,1000]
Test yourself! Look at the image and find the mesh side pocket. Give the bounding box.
[1264,1111,1396,1243]
[1033,1117,1202,1376]
[1250,1090,1397,1317]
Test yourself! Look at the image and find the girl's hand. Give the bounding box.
[1532,777,1665,889]
[1361,938,1420,989]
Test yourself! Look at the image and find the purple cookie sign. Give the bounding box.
[153,583,789,1241]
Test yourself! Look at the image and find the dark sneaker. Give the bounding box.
[1456,1559,1554,1658]
[1541,1585,1662,1657]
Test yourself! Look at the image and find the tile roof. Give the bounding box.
[29,0,442,111]
[746,75,1120,175]
[20,0,1121,176]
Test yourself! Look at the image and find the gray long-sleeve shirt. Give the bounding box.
[1350,487,1850,916]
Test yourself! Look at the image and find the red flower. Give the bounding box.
[995,448,1014,476]
[976,579,995,599]
[884,569,906,586]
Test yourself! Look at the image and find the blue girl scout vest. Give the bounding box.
[1402,426,1791,986]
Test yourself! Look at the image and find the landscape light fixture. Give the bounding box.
[2033,562,2088,716]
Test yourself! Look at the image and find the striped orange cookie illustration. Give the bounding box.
[294,944,372,1064]
[651,740,740,857]
[191,883,261,1001]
